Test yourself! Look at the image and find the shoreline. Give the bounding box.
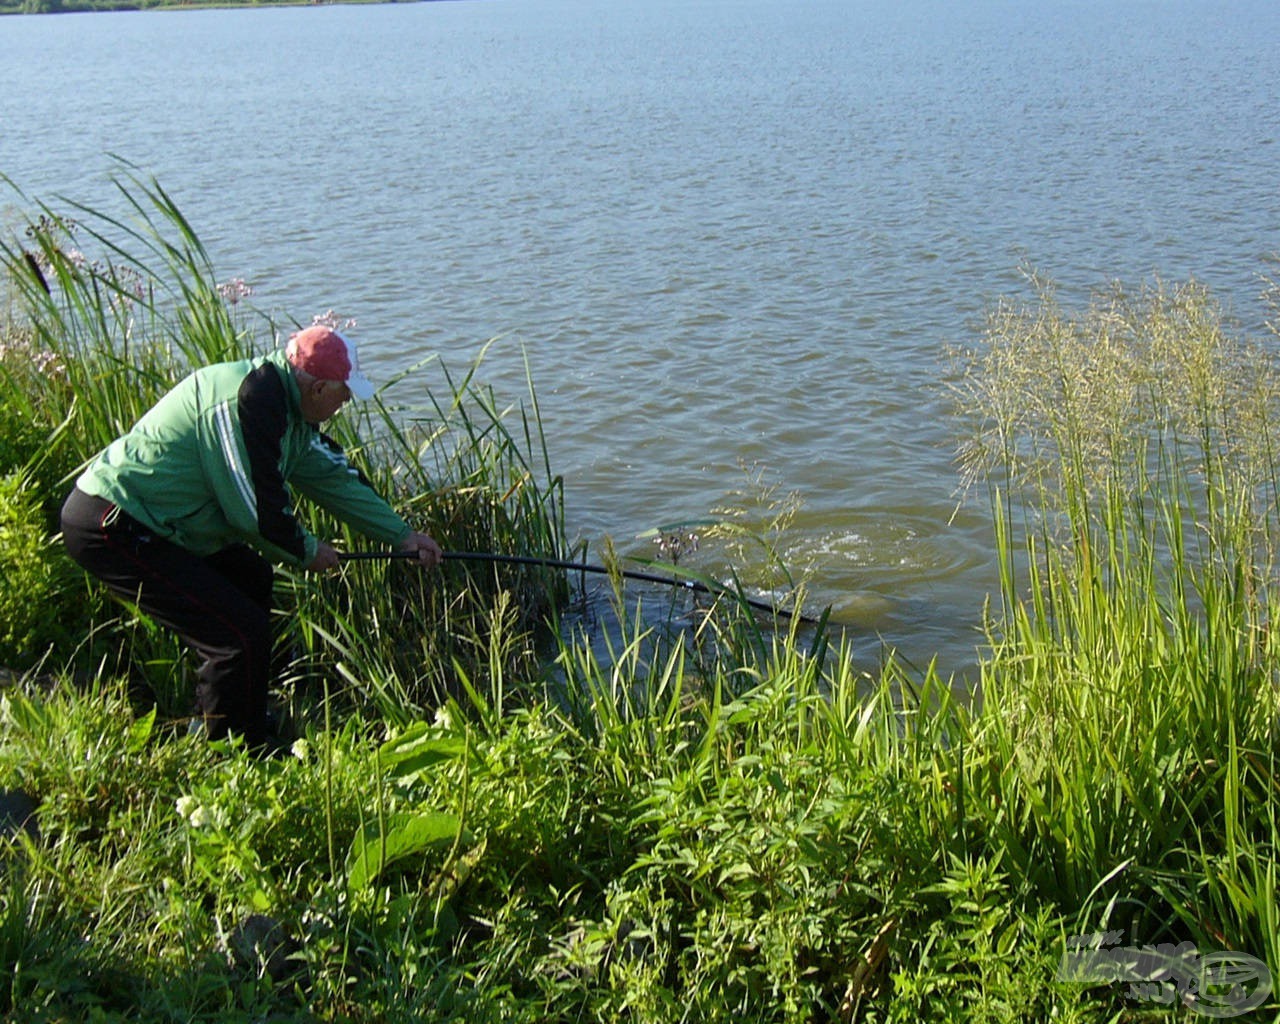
[1,0,430,15]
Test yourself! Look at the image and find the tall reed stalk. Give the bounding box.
[954,274,1280,963]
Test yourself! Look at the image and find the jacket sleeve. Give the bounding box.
[289,431,412,547]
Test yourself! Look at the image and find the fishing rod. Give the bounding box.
[338,549,818,623]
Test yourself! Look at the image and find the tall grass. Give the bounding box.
[953,275,1280,972]
[286,348,571,720]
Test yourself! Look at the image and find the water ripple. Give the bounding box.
[2,0,1277,675]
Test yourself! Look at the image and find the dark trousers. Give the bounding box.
[61,487,274,744]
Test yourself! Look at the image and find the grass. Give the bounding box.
[1,175,1278,1021]
[2,0,421,16]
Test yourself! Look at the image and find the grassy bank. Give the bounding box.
[1,175,1277,1021]
[1,0,421,16]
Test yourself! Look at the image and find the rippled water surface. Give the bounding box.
[3,0,1278,675]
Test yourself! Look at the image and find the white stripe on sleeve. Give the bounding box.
[214,400,259,518]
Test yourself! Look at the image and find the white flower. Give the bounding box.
[311,309,358,331]
[175,795,198,821]
[176,795,221,828]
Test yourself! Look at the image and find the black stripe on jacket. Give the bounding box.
[237,363,308,563]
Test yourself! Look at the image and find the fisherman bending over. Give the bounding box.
[61,325,442,751]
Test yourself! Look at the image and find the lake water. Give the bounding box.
[2,0,1278,677]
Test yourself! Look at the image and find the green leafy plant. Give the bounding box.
[0,470,83,669]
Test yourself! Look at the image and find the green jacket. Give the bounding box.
[76,349,410,567]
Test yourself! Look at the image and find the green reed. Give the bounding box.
[2,171,249,463]
[953,275,1280,966]
[281,352,570,721]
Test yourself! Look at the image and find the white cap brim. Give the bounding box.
[347,370,375,400]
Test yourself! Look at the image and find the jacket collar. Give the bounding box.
[264,348,307,422]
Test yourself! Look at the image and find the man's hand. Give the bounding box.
[399,531,444,568]
[307,540,342,572]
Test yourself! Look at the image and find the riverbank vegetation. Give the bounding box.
[1,175,1277,1021]
[2,0,416,15]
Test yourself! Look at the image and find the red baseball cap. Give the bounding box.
[285,326,375,400]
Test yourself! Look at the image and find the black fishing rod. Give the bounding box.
[338,549,817,623]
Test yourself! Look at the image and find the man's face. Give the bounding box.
[299,378,351,425]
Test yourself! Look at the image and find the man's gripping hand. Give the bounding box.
[399,531,443,568]
[307,540,342,572]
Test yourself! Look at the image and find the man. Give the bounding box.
[60,325,442,750]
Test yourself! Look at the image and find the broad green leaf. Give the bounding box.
[378,724,470,779]
[127,706,156,754]
[347,811,460,892]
